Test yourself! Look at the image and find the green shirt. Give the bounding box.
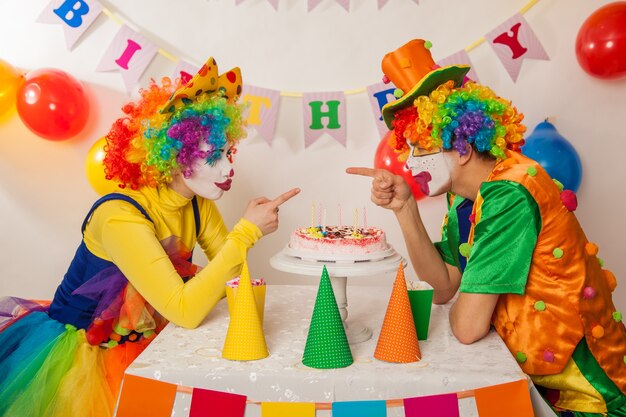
[435,180,541,295]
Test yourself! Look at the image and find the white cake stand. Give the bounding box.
[269,244,406,344]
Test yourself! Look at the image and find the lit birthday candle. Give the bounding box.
[318,202,322,227]
[353,208,358,234]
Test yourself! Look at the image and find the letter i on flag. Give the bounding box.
[485,13,549,82]
[37,0,103,50]
[96,25,158,94]
[302,91,347,148]
[241,85,281,146]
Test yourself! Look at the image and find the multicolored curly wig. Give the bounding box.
[390,80,526,161]
[103,77,246,190]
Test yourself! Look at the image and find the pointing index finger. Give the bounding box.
[271,188,301,207]
[346,167,377,178]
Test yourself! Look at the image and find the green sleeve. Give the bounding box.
[460,181,541,295]
[434,193,460,268]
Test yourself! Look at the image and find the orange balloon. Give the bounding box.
[85,137,118,195]
[0,59,23,118]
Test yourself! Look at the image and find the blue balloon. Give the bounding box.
[521,121,583,192]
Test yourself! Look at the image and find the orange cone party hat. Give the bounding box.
[374,263,421,363]
[222,261,269,361]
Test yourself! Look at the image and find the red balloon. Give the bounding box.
[373,131,425,200]
[575,2,626,79]
[16,68,89,141]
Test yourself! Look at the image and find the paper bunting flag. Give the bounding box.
[438,50,480,84]
[222,261,269,361]
[302,265,353,369]
[190,388,247,417]
[366,82,396,138]
[116,375,177,417]
[332,400,387,417]
[172,60,199,85]
[474,379,534,417]
[261,402,316,417]
[378,0,418,8]
[374,263,421,363]
[242,85,281,146]
[236,0,278,10]
[96,24,157,94]
[485,13,549,82]
[302,91,347,148]
[37,0,102,50]
[404,393,459,417]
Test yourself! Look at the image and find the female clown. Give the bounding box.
[0,57,299,417]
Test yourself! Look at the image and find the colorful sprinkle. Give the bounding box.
[534,301,546,311]
[516,352,527,363]
[459,243,471,258]
[526,166,537,177]
[613,311,622,322]
[583,286,596,300]
[543,349,555,363]
[591,325,605,339]
[553,248,564,259]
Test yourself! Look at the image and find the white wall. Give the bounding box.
[1,0,624,314]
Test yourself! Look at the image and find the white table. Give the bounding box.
[121,285,553,417]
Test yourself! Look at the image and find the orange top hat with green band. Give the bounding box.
[381,39,470,129]
[161,57,242,114]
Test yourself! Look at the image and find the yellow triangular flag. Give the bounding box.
[222,261,269,360]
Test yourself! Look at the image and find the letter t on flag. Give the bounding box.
[485,13,549,82]
[302,91,347,148]
[241,85,281,146]
[37,0,103,50]
[96,25,157,94]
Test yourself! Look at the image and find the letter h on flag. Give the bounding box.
[302,91,347,148]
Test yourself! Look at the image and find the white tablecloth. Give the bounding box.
[122,284,543,417]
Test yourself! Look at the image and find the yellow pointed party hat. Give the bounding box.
[374,263,421,363]
[222,261,269,361]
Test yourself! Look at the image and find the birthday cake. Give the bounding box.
[289,225,388,256]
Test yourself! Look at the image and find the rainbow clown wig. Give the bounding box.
[390,80,526,161]
[104,70,246,190]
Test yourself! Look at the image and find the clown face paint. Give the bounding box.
[182,144,235,200]
[405,143,452,197]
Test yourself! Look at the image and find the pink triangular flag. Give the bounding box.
[241,85,281,146]
[437,50,480,83]
[302,91,347,148]
[96,24,157,94]
[308,0,323,11]
[377,0,389,9]
[367,82,396,138]
[336,0,349,11]
[485,13,549,82]
[37,0,102,50]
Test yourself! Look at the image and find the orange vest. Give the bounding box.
[468,151,626,394]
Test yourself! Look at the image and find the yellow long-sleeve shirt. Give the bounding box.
[82,186,262,329]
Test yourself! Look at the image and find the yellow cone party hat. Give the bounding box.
[222,261,269,361]
[374,263,421,363]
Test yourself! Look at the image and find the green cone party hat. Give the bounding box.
[302,265,353,369]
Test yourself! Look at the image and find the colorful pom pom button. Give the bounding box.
[623,356,626,365]
[424,40,433,49]
[469,213,476,224]
[526,167,537,177]
[560,190,578,212]
[543,349,555,363]
[393,88,404,98]
[598,258,605,267]
[553,179,564,191]
[534,301,546,311]
[585,242,599,256]
[382,74,390,84]
[583,286,596,300]
[604,270,617,292]
[107,340,119,348]
[459,243,472,258]
[591,325,605,339]
[515,352,527,363]
[614,311,623,323]
[553,248,564,259]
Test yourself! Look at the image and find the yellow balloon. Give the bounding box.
[0,59,23,118]
[85,137,119,195]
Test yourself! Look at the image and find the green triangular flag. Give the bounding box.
[302,265,353,369]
